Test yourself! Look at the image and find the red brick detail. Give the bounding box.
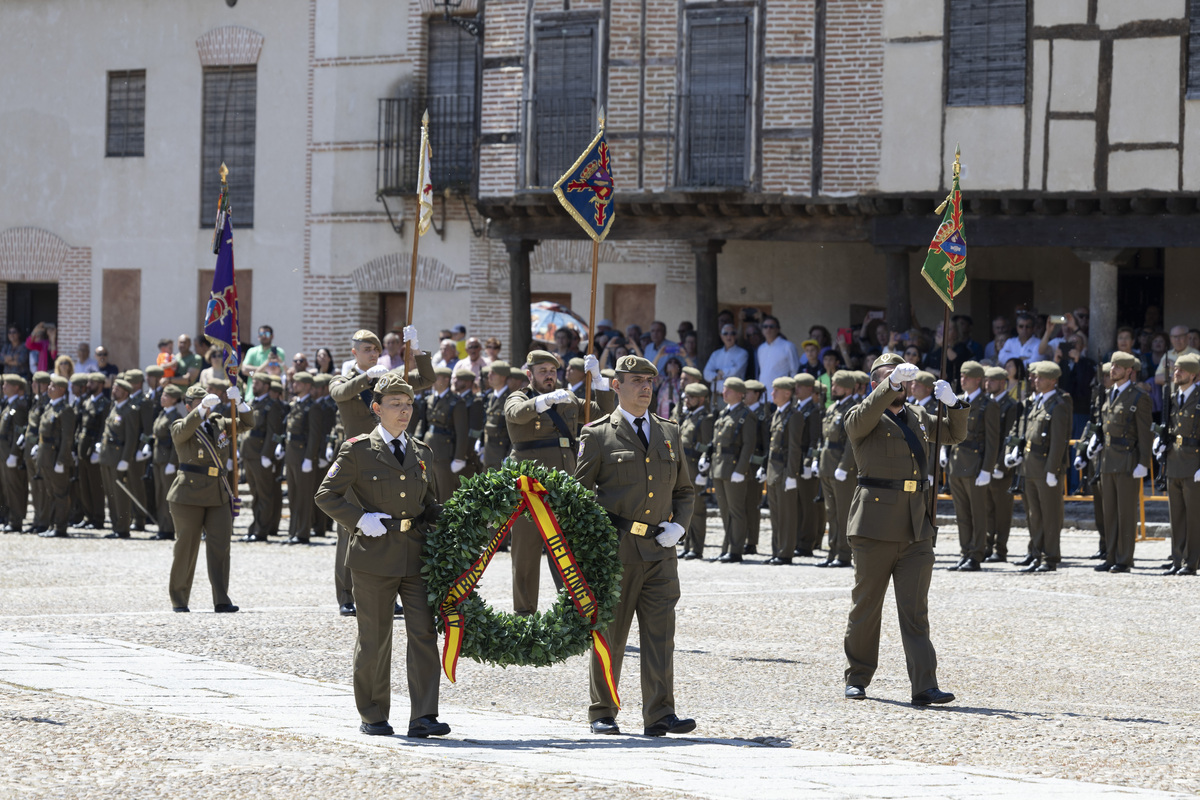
[195,26,265,66]
[822,0,884,196]
[0,227,92,350]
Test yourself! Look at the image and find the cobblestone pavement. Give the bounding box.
[1,509,1197,798]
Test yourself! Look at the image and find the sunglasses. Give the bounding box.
[761,323,778,329]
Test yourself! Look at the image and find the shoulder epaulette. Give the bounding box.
[346,435,365,444]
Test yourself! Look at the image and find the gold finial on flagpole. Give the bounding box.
[219,162,228,185]
[422,108,429,128]
[598,106,605,132]
[952,143,961,178]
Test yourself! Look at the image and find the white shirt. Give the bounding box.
[795,395,813,411]
[617,404,650,436]
[997,336,1043,367]
[74,357,99,373]
[966,388,982,403]
[703,346,749,394]
[1110,380,1131,401]
[1037,389,1057,406]
[376,424,408,454]
[1180,384,1197,404]
[756,337,800,387]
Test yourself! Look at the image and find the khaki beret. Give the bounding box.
[269,378,284,392]
[313,373,332,386]
[184,384,208,401]
[1101,362,1111,375]
[872,353,906,371]
[854,371,870,384]
[723,377,747,393]
[832,370,858,389]
[684,382,710,397]
[0,374,16,385]
[914,371,936,388]
[124,369,144,382]
[1030,361,1062,379]
[113,378,133,393]
[11,376,28,389]
[616,355,658,376]
[744,379,766,393]
[250,371,272,384]
[488,360,512,377]
[49,374,69,388]
[959,360,985,379]
[434,366,454,378]
[525,350,562,368]
[208,378,231,391]
[567,357,586,371]
[88,372,107,382]
[69,373,89,385]
[793,373,816,388]
[163,383,184,398]
[293,371,314,384]
[352,329,382,351]
[32,371,51,382]
[682,366,704,381]
[984,366,1008,381]
[771,376,796,391]
[453,366,476,381]
[1110,351,1139,369]
[600,369,615,379]
[1175,353,1200,374]
[374,372,414,399]
[144,365,165,377]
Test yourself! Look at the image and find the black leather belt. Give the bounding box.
[684,447,700,459]
[857,476,929,493]
[178,463,221,478]
[607,512,664,538]
[1105,434,1132,447]
[249,430,266,439]
[287,434,307,443]
[512,439,570,451]
[824,442,845,451]
[381,516,416,533]
[1176,435,1200,447]
[431,425,455,437]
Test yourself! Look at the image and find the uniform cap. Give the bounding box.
[984,366,1008,381]
[914,371,936,388]
[723,376,747,393]
[374,372,415,399]
[144,365,165,377]
[269,378,284,392]
[88,372,107,382]
[69,373,89,385]
[488,360,512,377]
[1030,361,1062,379]
[208,378,231,391]
[1110,351,1139,369]
[434,365,454,377]
[854,371,871,384]
[251,371,272,385]
[684,382,710,397]
[793,373,816,388]
[525,349,562,368]
[744,379,766,393]
[113,378,133,393]
[600,369,615,379]
[352,329,383,350]
[293,371,314,384]
[682,366,704,381]
[1100,362,1111,375]
[959,360,985,379]
[32,371,51,382]
[313,373,332,386]
[870,353,905,371]
[1175,353,1200,374]
[185,383,208,401]
[452,363,475,378]
[615,355,658,376]
[163,384,184,398]
[124,369,144,382]
[567,357,586,371]
[771,376,796,391]
[832,370,858,389]
[49,374,69,388]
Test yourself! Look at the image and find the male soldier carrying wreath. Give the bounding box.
[842,354,967,706]
[575,354,695,737]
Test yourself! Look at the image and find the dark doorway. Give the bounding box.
[6,282,58,338]
[1117,248,1165,330]
[981,279,1035,325]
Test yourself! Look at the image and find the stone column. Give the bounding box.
[506,238,535,364]
[878,247,913,333]
[692,239,724,361]
[1074,248,1133,360]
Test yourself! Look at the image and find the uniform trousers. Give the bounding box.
[1024,473,1063,564]
[743,475,764,550]
[285,446,316,538]
[713,478,747,556]
[335,524,355,605]
[350,570,439,725]
[100,465,132,533]
[168,501,232,608]
[2,460,28,526]
[128,459,149,526]
[245,452,278,537]
[684,479,707,556]
[510,518,564,615]
[948,476,988,562]
[766,481,797,559]
[29,459,49,526]
[984,470,1014,557]
[589,553,680,725]
[78,458,104,525]
[844,536,937,694]
[1167,477,1200,570]
[1100,472,1139,568]
[153,465,175,533]
[42,463,71,532]
[796,476,822,552]
[821,475,854,562]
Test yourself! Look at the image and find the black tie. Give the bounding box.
[634,417,650,449]
[1111,388,1119,405]
[392,438,405,464]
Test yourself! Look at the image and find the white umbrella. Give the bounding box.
[530,301,590,350]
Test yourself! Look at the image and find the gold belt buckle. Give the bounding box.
[559,437,569,448]
[630,521,648,536]
[1024,441,1032,453]
[398,518,412,532]
[1177,434,1185,447]
[903,480,917,493]
[207,466,219,477]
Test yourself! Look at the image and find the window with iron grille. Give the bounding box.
[1188,0,1200,98]
[528,18,598,187]
[947,0,1026,106]
[106,70,146,158]
[680,10,752,187]
[428,19,478,191]
[201,65,257,227]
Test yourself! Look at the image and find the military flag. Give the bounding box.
[416,111,434,237]
[204,164,240,377]
[553,116,615,243]
[920,146,967,310]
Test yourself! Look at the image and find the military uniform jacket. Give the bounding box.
[24,394,47,459]
[765,403,804,485]
[575,410,695,564]
[1099,383,1152,474]
[99,400,140,467]
[709,402,757,480]
[137,391,157,446]
[421,390,470,461]
[36,398,76,471]
[795,397,822,468]
[948,391,1000,478]
[314,430,440,578]
[328,353,436,440]
[1021,390,1072,479]
[818,397,858,477]
[678,405,713,472]
[0,394,28,459]
[76,394,110,458]
[243,395,284,456]
[285,394,321,460]
[482,387,513,466]
[461,391,485,453]
[845,381,968,542]
[152,405,183,465]
[167,407,255,506]
[310,396,338,462]
[504,388,617,472]
[749,404,772,470]
[1164,386,1200,479]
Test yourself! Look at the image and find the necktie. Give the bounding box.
[392,438,405,464]
[634,417,650,449]
[1111,388,1119,405]
[1179,392,1184,408]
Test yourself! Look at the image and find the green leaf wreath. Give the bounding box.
[423,460,622,668]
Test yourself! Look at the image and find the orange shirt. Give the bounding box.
[156,351,177,378]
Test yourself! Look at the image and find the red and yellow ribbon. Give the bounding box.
[438,475,619,707]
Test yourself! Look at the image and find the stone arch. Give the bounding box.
[351,252,468,293]
[0,227,70,280]
[530,240,625,274]
[196,26,265,67]
[0,227,92,362]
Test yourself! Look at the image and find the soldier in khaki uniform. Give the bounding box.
[1157,353,1200,575]
[284,372,320,544]
[944,361,1000,572]
[308,374,339,538]
[703,377,756,562]
[1,375,29,531]
[575,355,695,737]
[34,375,75,538]
[241,372,283,542]
[761,377,801,564]
[455,366,485,479]
[167,383,253,612]
[842,354,967,706]
[23,372,51,533]
[76,374,111,530]
[1088,350,1152,573]
[678,382,713,559]
[99,378,140,539]
[741,380,770,556]
[1004,361,1071,572]
[817,371,859,567]
[479,361,513,469]
[123,369,153,531]
[151,384,185,540]
[505,349,614,614]
[315,372,451,739]
[67,373,90,527]
[419,366,469,502]
[982,366,1020,562]
[791,373,824,557]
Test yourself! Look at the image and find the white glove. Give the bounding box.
[117,459,129,472]
[992,467,1004,479]
[30,444,38,459]
[695,475,707,487]
[934,380,958,407]
[274,443,285,460]
[451,458,467,474]
[89,452,99,464]
[535,388,573,412]
[1045,472,1058,487]
[1153,437,1166,460]
[584,353,601,380]
[4,455,16,468]
[834,467,848,482]
[1193,468,1200,483]
[357,511,391,538]
[654,521,685,548]
[94,442,101,454]
[261,455,272,468]
[731,471,746,484]
[14,434,23,448]
[302,458,313,473]
[755,466,766,483]
[802,465,814,480]
[697,454,710,473]
[165,463,176,475]
[785,476,797,491]
[474,439,484,455]
[974,471,991,487]
[137,443,151,461]
[201,393,221,409]
[319,458,329,468]
[226,459,233,471]
[325,445,334,461]
[1004,449,1023,469]
[403,325,420,353]
[939,447,949,468]
[226,385,242,403]
[366,364,389,379]
[54,462,64,474]
[1086,436,1102,460]
[1073,455,1085,471]
[927,474,935,487]
[1132,464,1148,479]
[889,363,920,387]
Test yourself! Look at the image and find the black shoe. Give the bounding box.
[795,548,815,558]
[1109,564,1130,573]
[828,559,852,568]
[153,533,175,540]
[394,603,403,616]
[1093,562,1114,572]
[38,529,68,538]
[1014,554,1036,567]
[717,553,743,563]
[912,688,955,706]
[359,720,394,736]
[214,603,239,613]
[287,536,310,545]
[1019,560,1041,573]
[1176,567,1197,576]
[1034,563,1057,572]
[946,558,963,572]
[172,606,189,613]
[644,713,696,736]
[844,685,867,700]
[984,553,1007,563]
[959,558,982,572]
[682,551,698,560]
[407,715,450,738]
[339,603,356,616]
[239,534,267,543]
[1163,564,1180,576]
[814,559,831,568]
[744,545,757,555]
[1088,550,1107,560]
[590,716,621,735]
[104,531,130,539]
[1162,561,1177,569]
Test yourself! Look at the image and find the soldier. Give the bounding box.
[23,371,51,533]
[575,354,695,737]
[817,371,859,568]
[792,373,824,558]
[1088,350,1152,573]
[168,383,253,612]
[141,365,166,525]
[0,379,11,530]
[34,375,76,538]
[983,366,1020,562]
[315,372,451,739]
[240,372,284,542]
[842,355,967,706]
[309,373,339,538]
[98,377,140,539]
[763,376,802,565]
[1157,353,1200,575]
[454,366,485,479]
[678,382,713,559]
[479,361,513,469]
[944,361,1000,572]
[284,372,319,544]
[123,369,153,531]
[419,366,469,502]
[907,371,939,478]
[151,384,185,540]
[505,349,614,614]
[1087,363,1113,560]
[740,380,770,557]
[703,376,755,563]
[566,357,588,399]
[0,375,29,532]
[67,373,90,527]
[76,373,110,530]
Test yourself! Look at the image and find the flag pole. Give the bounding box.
[928,146,961,523]
[583,109,605,425]
[404,110,430,376]
[217,162,240,512]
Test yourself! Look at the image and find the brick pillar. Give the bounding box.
[506,238,535,364]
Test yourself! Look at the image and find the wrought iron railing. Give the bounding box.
[523,96,597,188]
[377,94,477,196]
[674,93,750,188]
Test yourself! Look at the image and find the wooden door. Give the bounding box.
[198,269,253,348]
[103,270,140,372]
[608,284,656,333]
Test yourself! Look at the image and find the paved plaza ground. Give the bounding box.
[1,508,1197,799]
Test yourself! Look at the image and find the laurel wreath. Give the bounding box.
[423,460,622,668]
